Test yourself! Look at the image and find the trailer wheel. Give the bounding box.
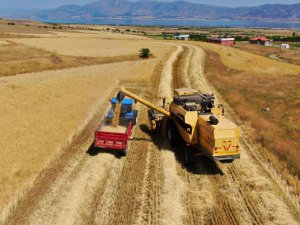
[167,120,180,147]
[122,148,128,157]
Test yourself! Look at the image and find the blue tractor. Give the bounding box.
[106,98,138,125]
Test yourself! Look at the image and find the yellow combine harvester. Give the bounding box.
[118,87,240,165]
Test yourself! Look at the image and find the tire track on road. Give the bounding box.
[92,85,150,225]
[183,43,298,225]
[171,45,219,225]
[91,47,176,225]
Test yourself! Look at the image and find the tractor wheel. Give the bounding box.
[132,117,136,126]
[132,110,138,125]
[167,120,180,147]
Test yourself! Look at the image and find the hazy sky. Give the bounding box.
[0,0,299,9]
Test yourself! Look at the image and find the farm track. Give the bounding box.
[171,44,299,225]
[92,85,161,225]
[172,46,190,89]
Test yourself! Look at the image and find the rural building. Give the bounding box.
[174,34,190,40]
[281,43,290,49]
[249,36,272,46]
[206,37,235,46]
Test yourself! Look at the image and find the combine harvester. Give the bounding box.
[117,87,240,165]
[94,97,138,156]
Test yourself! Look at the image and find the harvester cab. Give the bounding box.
[173,88,223,116]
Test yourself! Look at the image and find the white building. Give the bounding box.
[174,34,190,40]
[281,44,290,49]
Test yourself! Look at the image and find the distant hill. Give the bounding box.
[2,0,300,22]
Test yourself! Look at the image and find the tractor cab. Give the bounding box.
[107,98,138,124]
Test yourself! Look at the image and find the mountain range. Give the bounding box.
[1,0,300,22]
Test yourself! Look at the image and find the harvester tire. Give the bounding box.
[167,120,180,147]
[185,148,194,167]
[221,159,234,163]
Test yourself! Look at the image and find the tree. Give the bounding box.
[139,48,151,59]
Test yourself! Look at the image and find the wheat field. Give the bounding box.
[0,35,174,217]
[53,30,149,40]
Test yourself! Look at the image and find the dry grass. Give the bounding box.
[193,42,300,76]
[0,20,51,35]
[0,41,50,61]
[0,32,40,38]
[11,38,167,58]
[203,49,300,195]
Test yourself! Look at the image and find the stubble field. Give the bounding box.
[0,22,299,225]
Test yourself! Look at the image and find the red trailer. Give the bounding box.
[94,118,133,156]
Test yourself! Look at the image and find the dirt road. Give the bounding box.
[4,43,299,225]
[169,44,299,225]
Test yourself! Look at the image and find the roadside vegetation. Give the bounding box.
[201,46,300,195]
[139,48,151,58]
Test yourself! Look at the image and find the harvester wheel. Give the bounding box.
[185,148,194,166]
[221,159,234,163]
[167,120,180,147]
